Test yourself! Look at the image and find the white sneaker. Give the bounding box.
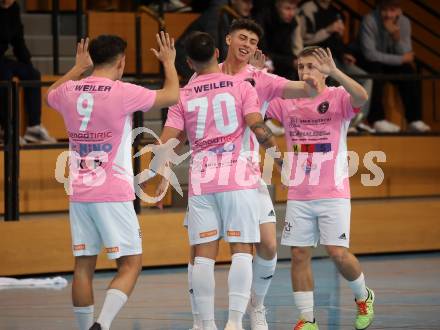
[248,304,268,330]
[407,120,431,133]
[23,125,57,143]
[373,120,400,133]
[265,119,285,136]
[357,122,376,133]
[348,126,358,134]
[224,322,244,330]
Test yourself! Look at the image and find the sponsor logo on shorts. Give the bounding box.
[227,230,241,237]
[200,230,218,238]
[268,210,275,217]
[105,246,120,253]
[284,221,292,232]
[73,244,86,251]
[338,233,347,240]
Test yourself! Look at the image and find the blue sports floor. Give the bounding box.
[1,252,439,329]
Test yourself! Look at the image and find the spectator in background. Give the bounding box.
[0,0,56,143]
[300,0,373,133]
[255,0,302,80]
[218,0,253,61]
[174,0,228,79]
[359,0,430,132]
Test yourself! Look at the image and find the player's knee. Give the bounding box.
[291,247,310,264]
[326,246,348,264]
[258,239,277,259]
[117,255,142,275]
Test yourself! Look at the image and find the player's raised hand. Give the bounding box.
[249,49,266,69]
[151,31,176,65]
[75,38,93,72]
[312,47,337,76]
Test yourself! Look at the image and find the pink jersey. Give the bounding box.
[165,72,261,196]
[48,76,157,202]
[266,86,360,200]
[219,64,289,168]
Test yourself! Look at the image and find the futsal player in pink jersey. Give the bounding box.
[182,19,318,330]
[155,31,286,330]
[266,46,375,330]
[46,32,179,330]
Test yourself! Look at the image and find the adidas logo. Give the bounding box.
[338,233,347,240]
[268,210,275,217]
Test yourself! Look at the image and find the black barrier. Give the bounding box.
[51,0,60,75]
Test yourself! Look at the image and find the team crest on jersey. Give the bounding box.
[317,101,329,114]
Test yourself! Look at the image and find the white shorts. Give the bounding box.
[183,184,275,227]
[257,184,276,224]
[69,201,142,259]
[186,189,260,245]
[281,198,351,248]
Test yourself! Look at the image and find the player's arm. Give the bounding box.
[45,38,93,104]
[245,112,283,171]
[282,79,319,99]
[150,31,180,111]
[313,48,368,108]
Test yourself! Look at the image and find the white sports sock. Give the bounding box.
[188,263,202,328]
[96,289,128,330]
[293,291,314,322]
[73,305,94,330]
[228,253,253,327]
[348,272,368,301]
[192,257,216,327]
[251,253,277,308]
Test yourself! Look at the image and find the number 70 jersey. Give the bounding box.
[165,72,262,197]
[47,76,157,202]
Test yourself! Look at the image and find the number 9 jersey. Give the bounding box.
[165,72,261,197]
[47,76,157,202]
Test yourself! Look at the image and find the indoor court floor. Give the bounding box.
[1,252,439,330]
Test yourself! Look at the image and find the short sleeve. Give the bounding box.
[47,80,72,114]
[164,102,185,131]
[257,69,289,101]
[338,87,359,121]
[266,98,283,122]
[122,82,157,114]
[240,81,261,116]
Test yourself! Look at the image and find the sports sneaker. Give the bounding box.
[357,122,376,134]
[293,319,319,330]
[248,304,268,330]
[88,323,102,330]
[373,120,400,133]
[224,322,244,330]
[23,125,56,143]
[265,119,285,136]
[348,126,358,134]
[355,287,375,330]
[407,120,431,133]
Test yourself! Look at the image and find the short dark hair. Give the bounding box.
[184,31,216,63]
[378,0,401,9]
[298,46,323,58]
[89,35,127,66]
[229,18,264,40]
